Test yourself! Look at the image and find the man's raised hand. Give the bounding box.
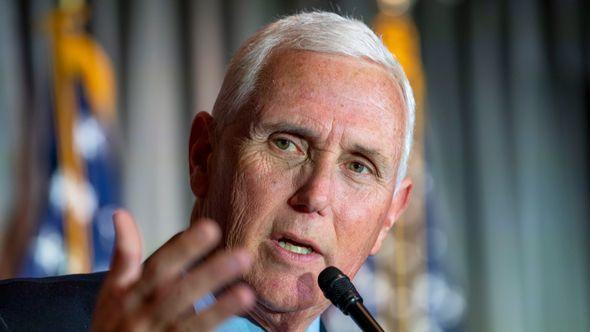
[90,210,255,331]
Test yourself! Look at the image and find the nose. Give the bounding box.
[288,161,332,216]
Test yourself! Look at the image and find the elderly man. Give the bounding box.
[0,11,413,332]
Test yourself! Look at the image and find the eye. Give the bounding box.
[347,161,372,175]
[272,137,298,152]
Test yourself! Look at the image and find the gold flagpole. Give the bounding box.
[46,0,115,273]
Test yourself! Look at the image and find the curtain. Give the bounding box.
[415,0,589,331]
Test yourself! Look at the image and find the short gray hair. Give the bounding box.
[212,11,415,187]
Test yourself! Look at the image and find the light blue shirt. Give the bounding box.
[194,293,320,332]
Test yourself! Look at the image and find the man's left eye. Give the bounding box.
[347,161,371,175]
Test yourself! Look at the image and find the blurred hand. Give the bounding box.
[90,209,255,332]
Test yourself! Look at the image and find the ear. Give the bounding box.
[189,112,215,198]
[370,178,413,255]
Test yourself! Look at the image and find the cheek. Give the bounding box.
[226,148,296,247]
[331,186,390,274]
[333,181,388,227]
[239,148,296,201]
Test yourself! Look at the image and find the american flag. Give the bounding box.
[19,6,120,277]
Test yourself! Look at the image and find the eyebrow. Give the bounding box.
[350,144,392,176]
[252,122,320,140]
[351,144,388,164]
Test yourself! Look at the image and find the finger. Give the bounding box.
[150,249,252,323]
[176,284,255,332]
[90,210,143,331]
[131,219,221,301]
[105,209,143,288]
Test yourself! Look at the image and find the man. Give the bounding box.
[0,11,414,331]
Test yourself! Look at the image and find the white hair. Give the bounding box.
[212,11,415,187]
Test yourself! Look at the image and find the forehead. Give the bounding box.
[253,50,406,158]
[260,50,403,109]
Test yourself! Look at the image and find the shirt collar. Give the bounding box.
[194,294,321,331]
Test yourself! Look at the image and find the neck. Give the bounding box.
[246,301,325,332]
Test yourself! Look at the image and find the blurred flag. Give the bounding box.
[18,4,120,277]
[372,3,428,331]
[372,3,428,332]
[372,1,466,332]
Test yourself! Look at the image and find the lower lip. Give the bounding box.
[268,239,322,264]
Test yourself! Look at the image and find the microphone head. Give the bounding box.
[318,266,362,315]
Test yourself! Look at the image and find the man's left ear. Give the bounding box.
[188,112,215,198]
[370,178,413,255]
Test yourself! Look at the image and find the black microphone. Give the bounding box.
[318,266,385,332]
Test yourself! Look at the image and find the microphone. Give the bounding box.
[318,266,385,332]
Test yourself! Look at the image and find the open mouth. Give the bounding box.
[277,237,315,255]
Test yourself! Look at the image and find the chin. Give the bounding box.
[246,267,325,312]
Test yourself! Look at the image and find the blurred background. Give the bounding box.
[0,0,588,331]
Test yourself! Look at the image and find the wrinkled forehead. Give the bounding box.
[226,50,406,121]
[250,50,407,152]
[259,50,404,107]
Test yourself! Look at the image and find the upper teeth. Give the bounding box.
[279,240,313,255]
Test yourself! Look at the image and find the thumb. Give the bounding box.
[106,209,143,288]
